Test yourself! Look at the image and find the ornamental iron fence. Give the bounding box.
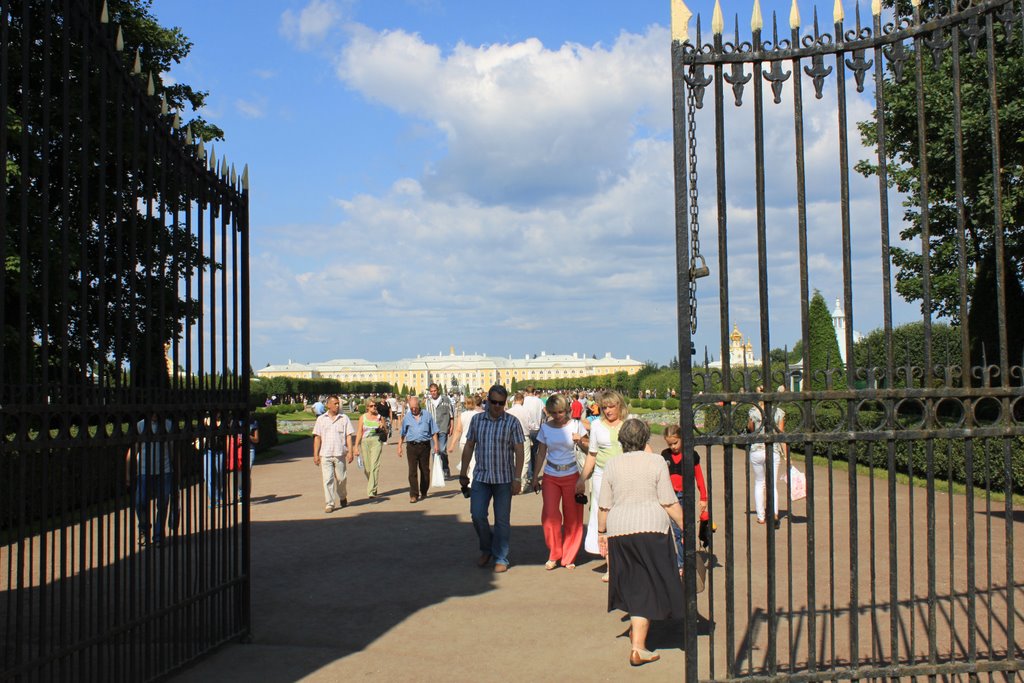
[671,0,1023,679]
[1,0,251,680]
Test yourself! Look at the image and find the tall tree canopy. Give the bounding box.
[855,7,1023,370]
[3,1,227,392]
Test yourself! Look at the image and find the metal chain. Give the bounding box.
[686,71,701,334]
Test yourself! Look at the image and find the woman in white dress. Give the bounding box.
[748,385,787,528]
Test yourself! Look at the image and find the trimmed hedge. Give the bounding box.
[257,403,305,416]
[694,402,1023,494]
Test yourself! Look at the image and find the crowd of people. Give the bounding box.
[127,381,786,667]
[306,383,724,666]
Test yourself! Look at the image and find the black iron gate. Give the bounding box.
[671,0,1023,679]
[1,1,251,680]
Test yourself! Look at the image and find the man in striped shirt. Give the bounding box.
[459,384,524,573]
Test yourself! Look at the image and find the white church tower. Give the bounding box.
[831,297,847,365]
[830,297,863,364]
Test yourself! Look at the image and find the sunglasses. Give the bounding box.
[488,399,505,405]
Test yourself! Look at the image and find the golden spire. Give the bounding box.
[713,0,725,35]
[833,0,845,23]
[751,0,764,32]
[790,0,801,29]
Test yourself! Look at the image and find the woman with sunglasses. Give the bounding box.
[353,399,385,498]
[532,394,587,570]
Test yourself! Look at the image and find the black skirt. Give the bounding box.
[607,532,685,620]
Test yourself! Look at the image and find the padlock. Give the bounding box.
[690,254,710,279]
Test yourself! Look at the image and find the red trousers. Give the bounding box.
[541,472,583,565]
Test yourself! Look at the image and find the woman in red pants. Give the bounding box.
[531,394,587,570]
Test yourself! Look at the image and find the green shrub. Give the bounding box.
[664,398,680,410]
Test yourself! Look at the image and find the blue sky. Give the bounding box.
[152,0,921,370]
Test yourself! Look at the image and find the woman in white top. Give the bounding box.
[532,394,588,570]
[748,385,787,528]
[576,390,631,581]
[448,395,484,482]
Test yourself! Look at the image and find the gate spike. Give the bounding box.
[671,0,694,43]
[115,26,124,51]
[209,147,216,170]
[855,1,862,30]
[752,0,764,32]
[834,0,844,24]
[185,125,193,145]
[172,112,180,130]
[198,138,205,159]
[100,1,109,23]
[713,0,725,35]
[242,164,249,192]
[910,0,919,6]
[871,0,882,15]
[132,48,141,74]
[146,72,155,96]
[231,165,237,186]
[160,93,168,116]
[790,0,801,29]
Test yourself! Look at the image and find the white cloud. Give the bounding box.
[335,24,670,207]
[281,0,342,50]
[235,97,266,118]
[250,22,925,367]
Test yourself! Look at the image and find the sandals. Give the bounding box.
[544,560,558,571]
[629,649,660,666]
[601,572,609,583]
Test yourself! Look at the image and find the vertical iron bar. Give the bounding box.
[909,7,939,673]
[983,13,1013,664]
[948,4,978,671]
[712,26,737,682]
[669,37,697,683]
[790,18,818,675]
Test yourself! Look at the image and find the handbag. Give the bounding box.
[430,453,446,489]
[781,465,807,501]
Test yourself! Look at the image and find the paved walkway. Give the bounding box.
[173,434,689,682]
[173,434,1023,681]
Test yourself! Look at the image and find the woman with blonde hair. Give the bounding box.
[576,390,630,580]
[532,393,587,570]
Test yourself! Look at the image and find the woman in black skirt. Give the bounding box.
[597,418,685,666]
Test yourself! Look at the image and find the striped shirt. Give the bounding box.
[312,412,354,458]
[465,411,524,484]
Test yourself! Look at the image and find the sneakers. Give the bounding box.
[493,563,509,573]
[137,533,149,548]
[324,504,334,513]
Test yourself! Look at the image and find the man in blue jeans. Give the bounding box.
[459,384,524,573]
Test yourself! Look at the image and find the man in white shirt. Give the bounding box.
[506,392,533,491]
[312,396,355,513]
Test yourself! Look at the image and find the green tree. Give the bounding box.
[4,2,226,390]
[807,291,843,390]
[856,13,1023,370]
[852,321,962,387]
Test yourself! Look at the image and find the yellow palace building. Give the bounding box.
[257,347,644,394]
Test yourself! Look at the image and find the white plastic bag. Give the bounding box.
[430,453,446,489]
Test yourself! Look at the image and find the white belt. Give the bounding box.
[548,462,578,472]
